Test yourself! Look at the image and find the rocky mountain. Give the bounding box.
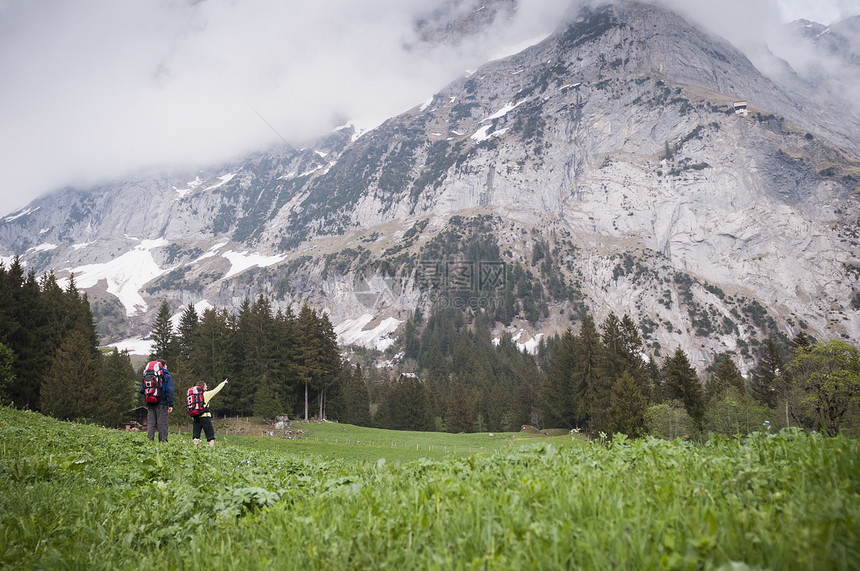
[2,1,858,372]
[781,15,860,118]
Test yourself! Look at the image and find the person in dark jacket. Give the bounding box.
[139,359,174,442]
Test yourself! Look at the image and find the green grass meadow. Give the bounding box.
[1,406,858,570]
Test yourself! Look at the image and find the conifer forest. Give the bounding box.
[0,255,858,439]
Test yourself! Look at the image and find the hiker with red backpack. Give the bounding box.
[186,378,228,448]
[138,359,174,442]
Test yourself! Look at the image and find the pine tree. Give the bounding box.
[318,312,341,420]
[177,304,198,357]
[644,357,663,404]
[0,260,20,347]
[236,296,279,415]
[63,274,99,350]
[11,269,46,409]
[578,314,610,434]
[0,258,23,351]
[662,347,705,426]
[0,341,14,405]
[41,330,104,421]
[445,378,473,433]
[706,352,746,401]
[603,313,649,403]
[513,356,541,429]
[148,300,176,362]
[791,331,813,351]
[295,303,340,420]
[609,370,647,437]
[384,373,431,431]
[191,308,236,413]
[101,348,137,426]
[540,328,578,428]
[253,373,284,420]
[169,303,199,402]
[601,312,624,380]
[749,338,783,408]
[331,363,370,426]
[295,304,319,421]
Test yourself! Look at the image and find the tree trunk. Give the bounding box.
[304,381,309,421]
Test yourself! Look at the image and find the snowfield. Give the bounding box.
[61,238,172,316]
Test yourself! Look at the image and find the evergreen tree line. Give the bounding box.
[379,306,858,438]
[149,296,342,422]
[0,258,136,425]
[2,253,856,437]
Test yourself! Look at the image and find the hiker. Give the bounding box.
[190,379,228,448]
[139,359,174,442]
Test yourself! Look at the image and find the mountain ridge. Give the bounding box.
[1,1,858,372]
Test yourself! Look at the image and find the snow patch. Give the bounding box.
[492,329,543,355]
[221,250,286,279]
[61,237,172,317]
[194,241,228,262]
[334,314,402,352]
[519,333,543,355]
[30,243,57,252]
[334,119,379,142]
[471,125,509,143]
[419,96,434,112]
[481,101,523,123]
[174,176,204,198]
[4,206,39,222]
[108,337,153,356]
[203,173,236,191]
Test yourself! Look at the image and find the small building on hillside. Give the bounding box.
[119,406,149,430]
[733,101,748,116]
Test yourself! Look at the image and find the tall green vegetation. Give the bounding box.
[0,257,135,425]
[2,407,858,570]
[0,259,344,426]
[3,252,858,439]
[160,298,340,422]
[663,347,706,427]
[0,342,14,405]
[782,339,860,436]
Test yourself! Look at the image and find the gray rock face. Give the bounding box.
[1,2,858,370]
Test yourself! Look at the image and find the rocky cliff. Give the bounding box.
[1,1,858,371]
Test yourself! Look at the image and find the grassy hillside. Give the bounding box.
[1,407,858,570]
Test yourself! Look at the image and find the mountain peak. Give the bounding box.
[1,0,858,369]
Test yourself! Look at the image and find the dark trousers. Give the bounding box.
[146,403,169,442]
[192,416,215,442]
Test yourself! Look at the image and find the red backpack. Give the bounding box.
[142,361,165,404]
[186,386,207,417]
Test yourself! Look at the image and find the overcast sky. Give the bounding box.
[1,0,857,217]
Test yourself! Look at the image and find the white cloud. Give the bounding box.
[0,0,570,216]
[0,0,855,216]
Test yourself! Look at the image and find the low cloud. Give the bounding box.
[0,0,570,215]
[0,0,855,216]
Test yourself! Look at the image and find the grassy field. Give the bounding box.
[1,406,858,570]
[222,419,577,463]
